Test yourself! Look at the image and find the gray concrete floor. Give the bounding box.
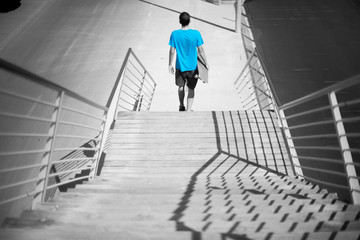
[0,0,247,111]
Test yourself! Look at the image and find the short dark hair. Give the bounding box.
[179,12,190,26]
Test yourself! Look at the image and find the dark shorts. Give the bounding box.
[175,68,199,89]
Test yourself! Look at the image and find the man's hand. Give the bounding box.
[169,46,176,75]
[169,65,175,75]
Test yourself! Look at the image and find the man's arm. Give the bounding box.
[168,46,176,74]
[198,46,209,70]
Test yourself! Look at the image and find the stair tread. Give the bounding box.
[200,231,360,240]
[3,228,359,240]
[0,227,191,240]
[11,209,360,232]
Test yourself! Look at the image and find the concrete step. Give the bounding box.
[112,125,280,133]
[116,110,276,119]
[73,181,329,197]
[103,159,289,169]
[178,210,360,223]
[5,210,176,228]
[109,134,286,143]
[106,147,287,155]
[200,231,360,240]
[85,175,317,192]
[36,198,360,225]
[0,227,191,240]
[104,153,290,161]
[103,165,290,176]
[41,191,343,212]
[109,133,286,144]
[179,219,360,233]
[107,141,285,149]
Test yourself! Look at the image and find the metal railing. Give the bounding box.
[235,49,360,204]
[278,75,360,204]
[0,48,156,212]
[113,49,157,112]
[236,2,360,203]
[235,48,274,111]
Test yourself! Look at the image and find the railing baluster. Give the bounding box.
[137,70,146,111]
[34,90,64,206]
[92,111,108,179]
[279,109,303,177]
[235,48,274,111]
[329,91,360,204]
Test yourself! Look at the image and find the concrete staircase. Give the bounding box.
[1,111,360,240]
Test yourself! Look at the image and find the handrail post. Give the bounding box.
[249,53,262,110]
[137,95,144,112]
[148,83,157,111]
[92,111,108,179]
[235,50,256,85]
[279,109,303,177]
[235,0,242,33]
[329,91,360,204]
[136,70,146,111]
[34,90,64,206]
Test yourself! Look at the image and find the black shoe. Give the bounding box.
[179,106,186,111]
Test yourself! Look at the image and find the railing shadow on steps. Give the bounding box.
[0,48,156,222]
[235,47,360,204]
[170,110,296,239]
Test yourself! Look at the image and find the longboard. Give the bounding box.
[197,56,208,83]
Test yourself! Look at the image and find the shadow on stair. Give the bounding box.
[47,121,115,197]
[170,111,293,240]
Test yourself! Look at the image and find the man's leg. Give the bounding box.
[176,69,186,111]
[178,85,186,111]
[187,87,194,111]
[185,69,198,111]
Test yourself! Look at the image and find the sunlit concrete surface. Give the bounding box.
[0,0,246,111]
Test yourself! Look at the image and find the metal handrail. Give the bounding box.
[280,74,360,110]
[236,47,360,204]
[0,48,156,213]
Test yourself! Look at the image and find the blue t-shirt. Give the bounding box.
[169,29,204,72]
